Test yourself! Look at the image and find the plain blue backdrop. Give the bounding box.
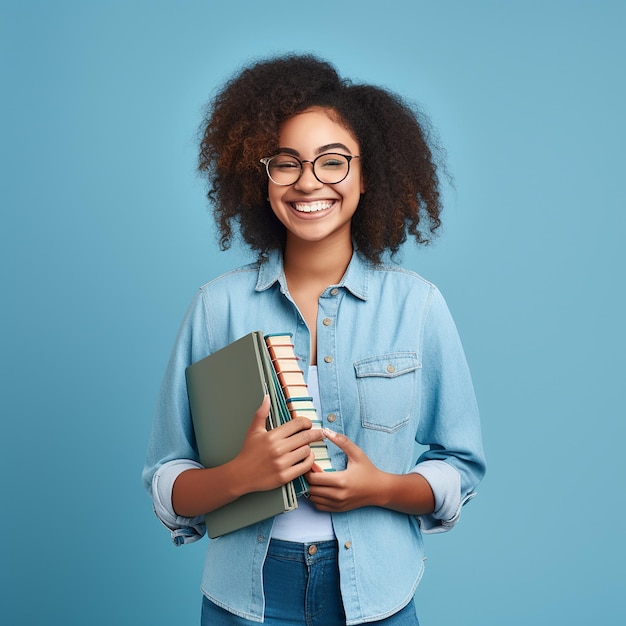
[2,1,624,624]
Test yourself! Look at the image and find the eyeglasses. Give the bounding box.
[259,152,360,186]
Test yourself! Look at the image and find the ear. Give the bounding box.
[360,172,366,194]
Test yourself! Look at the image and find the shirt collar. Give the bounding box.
[255,249,370,301]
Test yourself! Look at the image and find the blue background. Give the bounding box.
[2,1,624,624]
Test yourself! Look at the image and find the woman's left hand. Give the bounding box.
[305,429,384,512]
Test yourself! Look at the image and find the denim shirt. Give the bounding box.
[143,250,486,625]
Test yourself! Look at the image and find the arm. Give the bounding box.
[412,287,486,530]
[142,288,324,535]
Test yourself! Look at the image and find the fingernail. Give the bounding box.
[322,428,336,439]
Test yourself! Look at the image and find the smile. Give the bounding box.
[291,200,335,213]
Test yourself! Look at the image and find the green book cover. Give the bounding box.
[185,331,300,538]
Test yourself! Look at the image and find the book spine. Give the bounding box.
[265,334,334,472]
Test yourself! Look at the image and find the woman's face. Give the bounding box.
[267,107,364,248]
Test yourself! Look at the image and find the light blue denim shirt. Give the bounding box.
[143,250,486,625]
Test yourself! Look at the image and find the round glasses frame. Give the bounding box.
[259,152,360,186]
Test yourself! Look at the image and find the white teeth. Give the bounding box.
[292,201,334,213]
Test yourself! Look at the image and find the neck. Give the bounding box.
[283,235,353,289]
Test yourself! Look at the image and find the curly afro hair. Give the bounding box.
[198,54,445,264]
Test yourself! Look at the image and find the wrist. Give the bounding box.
[375,471,396,508]
[375,472,436,515]
[223,457,251,500]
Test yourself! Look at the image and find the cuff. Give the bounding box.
[411,460,474,534]
[152,459,206,546]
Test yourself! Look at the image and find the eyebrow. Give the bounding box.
[277,143,353,156]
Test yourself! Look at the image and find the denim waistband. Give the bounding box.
[267,538,339,566]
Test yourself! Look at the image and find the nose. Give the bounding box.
[294,161,323,192]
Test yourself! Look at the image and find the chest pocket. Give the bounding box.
[354,353,421,433]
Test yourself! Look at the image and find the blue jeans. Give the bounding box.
[201,539,420,625]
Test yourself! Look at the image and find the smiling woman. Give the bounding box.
[143,53,486,626]
[198,54,444,264]
[266,108,365,254]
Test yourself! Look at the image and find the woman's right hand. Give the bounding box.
[232,394,323,495]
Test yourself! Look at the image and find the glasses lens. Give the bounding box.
[313,154,350,184]
[267,155,301,185]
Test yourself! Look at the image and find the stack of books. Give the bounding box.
[185,331,333,538]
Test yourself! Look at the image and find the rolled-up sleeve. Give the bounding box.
[152,459,206,545]
[412,459,477,533]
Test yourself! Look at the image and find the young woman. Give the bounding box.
[143,54,486,625]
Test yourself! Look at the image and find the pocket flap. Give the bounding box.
[354,353,421,379]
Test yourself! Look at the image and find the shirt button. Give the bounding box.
[324,355,333,363]
[386,364,395,374]
[330,288,339,296]
[308,544,317,555]
[327,414,337,423]
[344,541,352,549]
[322,318,332,326]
